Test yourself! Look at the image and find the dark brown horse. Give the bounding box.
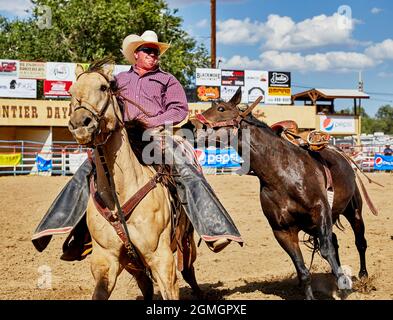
[189,88,374,299]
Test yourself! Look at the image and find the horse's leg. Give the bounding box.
[332,232,341,267]
[125,266,154,300]
[181,231,203,299]
[273,229,315,300]
[316,207,350,286]
[90,243,121,300]
[148,241,179,300]
[343,193,368,278]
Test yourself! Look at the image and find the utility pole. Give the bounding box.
[358,71,364,92]
[211,0,216,68]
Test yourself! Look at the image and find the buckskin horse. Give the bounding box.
[190,88,377,299]
[67,60,201,300]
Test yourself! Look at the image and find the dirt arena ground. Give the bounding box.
[1,173,392,300]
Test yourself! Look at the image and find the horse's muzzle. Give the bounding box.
[69,109,99,145]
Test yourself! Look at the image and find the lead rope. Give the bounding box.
[96,146,151,278]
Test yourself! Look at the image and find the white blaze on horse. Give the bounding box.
[68,60,200,300]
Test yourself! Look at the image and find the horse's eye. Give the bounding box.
[217,106,225,112]
[100,85,108,92]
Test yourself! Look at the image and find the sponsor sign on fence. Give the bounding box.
[374,154,393,170]
[0,153,22,166]
[195,148,242,168]
[0,60,19,77]
[0,77,37,98]
[19,61,46,79]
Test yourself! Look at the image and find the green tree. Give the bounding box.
[361,104,393,134]
[0,0,209,87]
[375,104,393,134]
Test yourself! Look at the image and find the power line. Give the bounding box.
[293,84,393,98]
[369,98,393,103]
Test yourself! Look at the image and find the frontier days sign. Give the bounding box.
[0,99,71,126]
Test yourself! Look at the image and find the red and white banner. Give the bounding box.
[0,60,19,77]
[44,80,72,97]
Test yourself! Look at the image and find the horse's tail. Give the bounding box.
[328,145,380,216]
[354,170,379,216]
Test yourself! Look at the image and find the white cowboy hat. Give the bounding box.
[121,30,170,64]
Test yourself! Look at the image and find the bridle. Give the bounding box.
[194,95,262,129]
[70,70,123,146]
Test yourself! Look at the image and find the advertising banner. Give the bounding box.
[44,80,73,97]
[195,68,291,104]
[221,69,244,86]
[196,85,220,101]
[113,64,131,76]
[374,154,393,171]
[320,115,356,134]
[266,71,291,104]
[195,148,242,168]
[196,68,221,86]
[19,61,46,79]
[220,85,246,103]
[0,153,22,166]
[0,77,37,98]
[36,154,52,172]
[46,62,76,82]
[68,152,88,174]
[244,70,268,103]
[0,60,19,77]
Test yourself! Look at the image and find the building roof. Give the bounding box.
[292,88,370,101]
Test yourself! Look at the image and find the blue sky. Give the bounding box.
[1,0,393,116]
[166,0,393,116]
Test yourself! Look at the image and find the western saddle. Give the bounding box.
[270,120,330,152]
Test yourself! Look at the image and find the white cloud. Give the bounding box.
[220,55,262,70]
[371,7,382,14]
[196,19,208,28]
[217,18,265,45]
[365,39,393,60]
[221,51,376,72]
[216,13,358,50]
[266,13,358,50]
[0,0,33,17]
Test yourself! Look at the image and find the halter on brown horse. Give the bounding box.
[67,60,201,300]
[190,87,377,299]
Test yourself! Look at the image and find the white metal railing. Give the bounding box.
[0,140,90,176]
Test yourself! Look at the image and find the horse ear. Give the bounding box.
[228,87,242,106]
[102,63,114,78]
[75,64,84,78]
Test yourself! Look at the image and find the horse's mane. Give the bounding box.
[87,57,115,73]
[243,114,278,137]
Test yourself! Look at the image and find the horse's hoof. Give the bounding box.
[359,270,368,279]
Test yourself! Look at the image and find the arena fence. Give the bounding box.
[0,140,89,176]
[1,139,391,176]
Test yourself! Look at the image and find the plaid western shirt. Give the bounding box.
[115,66,189,128]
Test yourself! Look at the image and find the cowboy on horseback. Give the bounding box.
[32,30,243,260]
